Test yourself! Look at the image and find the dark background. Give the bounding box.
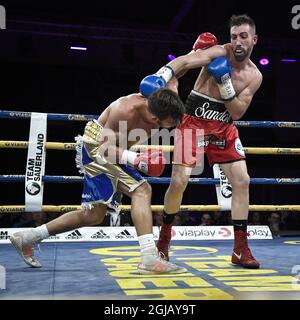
[0,1,299,218]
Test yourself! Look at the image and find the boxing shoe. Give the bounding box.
[138,247,187,274]
[156,223,173,261]
[231,230,260,269]
[10,228,43,268]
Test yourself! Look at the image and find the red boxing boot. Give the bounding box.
[156,223,173,261]
[231,230,260,269]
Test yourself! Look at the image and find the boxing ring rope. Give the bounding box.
[0,110,97,122]
[1,109,300,128]
[1,175,300,185]
[1,140,300,155]
[1,205,300,213]
[1,110,299,213]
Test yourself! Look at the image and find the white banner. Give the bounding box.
[25,113,47,212]
[213,163,232,210]
[169,225,272,240]
[0,225,272,243]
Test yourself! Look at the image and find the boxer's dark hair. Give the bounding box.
[229,14,256,34]
[148,88,185,125]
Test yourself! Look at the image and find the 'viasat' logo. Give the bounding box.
[26,182,40,195]
[221,185,232,198]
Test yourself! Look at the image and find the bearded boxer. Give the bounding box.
[140,14,262,268]
[10,83,187,274]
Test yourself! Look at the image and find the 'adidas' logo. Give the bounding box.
[48,235,60,240]
[115,229,134,239]
[66,230,83,239]
[91,230,110,239]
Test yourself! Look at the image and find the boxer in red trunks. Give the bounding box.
[140,14,262,268]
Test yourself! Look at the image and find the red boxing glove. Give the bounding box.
[134,150,166,177]
[192,32,218,51]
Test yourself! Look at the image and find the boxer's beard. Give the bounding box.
[234,46,251,62]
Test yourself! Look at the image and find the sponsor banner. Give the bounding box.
[25,113,47,212]
[213,164,232,211]
[0,225,272,243]
[0,227,139,243]
[171,225,272,240]
[0,230,10,242]
[56,227,138,242]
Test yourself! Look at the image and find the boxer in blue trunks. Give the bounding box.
[10,80,187,274]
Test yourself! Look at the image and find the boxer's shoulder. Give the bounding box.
[223,43,233,53]
[112,93,146,112]
[123,93,148,105]
[248,60,263,80]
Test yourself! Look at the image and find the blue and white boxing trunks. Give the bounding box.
[75,120,146,209]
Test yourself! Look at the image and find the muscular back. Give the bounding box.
[97,93,159,148]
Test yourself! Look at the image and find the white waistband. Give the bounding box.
[191,90,224,104]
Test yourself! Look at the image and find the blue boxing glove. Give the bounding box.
[139,75,166,97]
[139,65,174,97]
[207,56,236,101]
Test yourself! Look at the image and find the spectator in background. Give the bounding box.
[249,211,261,225]
[282,211,300,231]
[200,213,214,226]
[12,212,34,228]
[268,212,281,237]
[186,212,201,226]
[31,212,48,227]
[118,211,134,227]
[0,213,15,227]
[173,211,191,226]
[227,213,233,226]
[47,212,64,223]
[11,212,49,228]
[212,210,232,226]
[153,211,164,227]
